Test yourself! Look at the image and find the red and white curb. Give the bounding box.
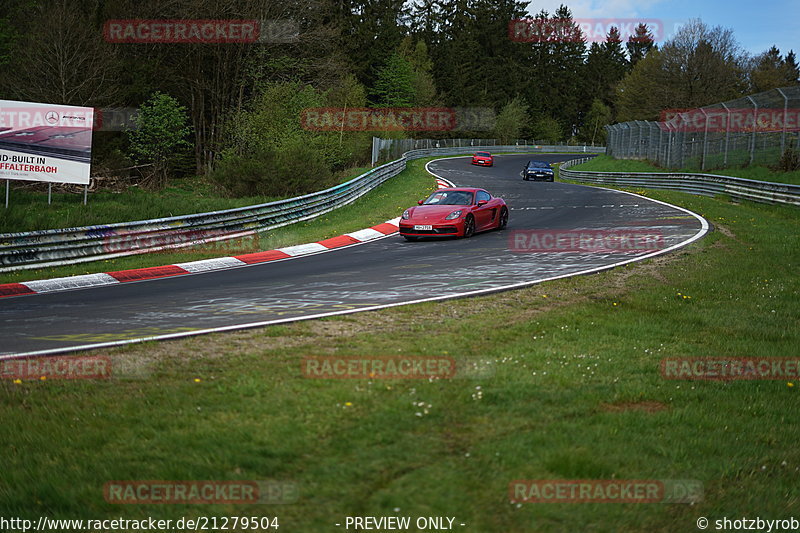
[0,218,404,299]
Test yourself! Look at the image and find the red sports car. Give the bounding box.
[399,188,508,241]
[471,151,493,166]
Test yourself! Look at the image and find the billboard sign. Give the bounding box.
[0,99,93,185]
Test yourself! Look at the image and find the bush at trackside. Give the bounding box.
[210,142,334,198]
[212,82,370,197]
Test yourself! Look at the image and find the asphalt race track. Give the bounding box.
[0,154,708,357]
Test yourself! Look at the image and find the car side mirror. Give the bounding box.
[477,199,488,206]
[418,200,424,205]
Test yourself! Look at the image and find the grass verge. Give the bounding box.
[571,154,800,185]
[0,167,371,234]
[0,163,434,285]
[1,184,798,531]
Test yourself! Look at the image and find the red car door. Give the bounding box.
[472,190,494,230]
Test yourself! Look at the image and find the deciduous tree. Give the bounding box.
[127,92,192,187]
[494,97,529,143]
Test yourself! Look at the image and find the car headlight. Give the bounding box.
[402,209,411,220]
[444,210,462,220]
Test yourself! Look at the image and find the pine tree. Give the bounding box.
[783,50,799,85]
[335,0,410,88]
[371,52,416,107]
[398,37,439,106]
[584,27,629,108]
[520,6,586,137]
[626,23,655,68]
[604,27,628,74]
[428,0,528,107]
[750,46,786,92]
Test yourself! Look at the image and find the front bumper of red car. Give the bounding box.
[398,219,464,237]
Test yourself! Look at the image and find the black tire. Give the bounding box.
[497,207,508,230]
[462,215,475,238]
[403,235,418,241]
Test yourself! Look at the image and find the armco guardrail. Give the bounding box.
[559,158,800,206]
[0,144,604,271]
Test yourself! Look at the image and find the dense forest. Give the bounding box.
[0,0,797,195]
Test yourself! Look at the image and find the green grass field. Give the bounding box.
[0,166,372,235]
[1,159,798,531]
[571,155,800,185]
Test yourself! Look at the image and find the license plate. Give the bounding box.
[414,225,433,231]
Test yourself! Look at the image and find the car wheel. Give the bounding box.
[497,207,508,230]
[462,215,475,238]
[403,235,418,241]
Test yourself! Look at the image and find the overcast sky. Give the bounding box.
[525,0,799,56]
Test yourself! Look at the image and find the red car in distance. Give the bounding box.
[399,188,508,241]
[471,151,493,166]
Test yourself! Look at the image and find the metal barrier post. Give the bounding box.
[635,121,643,158]
[4,180,8,209]
[701,109,709,170]
[622,123,628,158]
[747,96,757,165]
[658,124,664,164]
[680,128,686,168]
[665,123,672,167]
[777,88,788,155]
[721,103,731,166]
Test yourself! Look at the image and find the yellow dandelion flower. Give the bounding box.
[13,379,22,384]
[194,378,201,383]
[39,376,47,381]
[788,382,794,388]
[345,402,352,407]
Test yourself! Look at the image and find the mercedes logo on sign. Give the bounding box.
[46,111,59,124]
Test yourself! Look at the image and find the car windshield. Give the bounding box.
[476,152,491,157]
[423,190,474,206]
[528,161,550,168]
